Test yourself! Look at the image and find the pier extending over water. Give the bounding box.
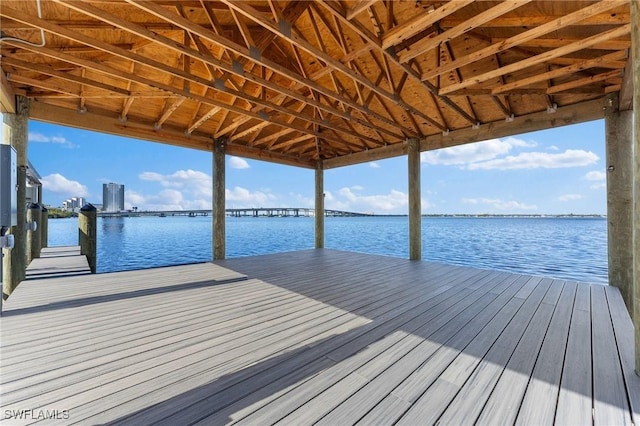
[98,208,372,218]
[1,249,638,424]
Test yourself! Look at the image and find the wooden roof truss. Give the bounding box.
[0,0,632,168]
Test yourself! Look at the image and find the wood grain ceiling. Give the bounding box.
[0,1,632,168]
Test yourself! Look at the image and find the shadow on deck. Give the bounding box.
[1,249,638,425]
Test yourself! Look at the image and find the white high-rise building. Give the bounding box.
[62,196,86,212]
[102,183,124,212]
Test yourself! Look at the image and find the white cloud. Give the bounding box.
[558,194,584,202]
[125,188,210,211]
[139,169,212,199]
[462,197,537,211]
[133,169,212,210]
[41,173,88,197]
[139,171,164,182]
[590,183,606,190]
[421,137,597,172]
[28,132,76,148]
[467,149,598,170]
[584,170,606,181]
[333,187,408,212]
[288,192,314,208]
[369,162,381,168]
[421,137,535,166]
[226,186,277,207]
[229,156,250,169]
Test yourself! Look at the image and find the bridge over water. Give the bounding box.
[98,208,372,218]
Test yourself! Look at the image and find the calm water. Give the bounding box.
[48,216,608,283]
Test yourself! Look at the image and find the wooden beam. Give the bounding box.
[547,69,623,95]
[439,11,630,28]
[318,0,478,127]
[187,106,221,134]
[421,0,629,81]
[619,49,634,111]
[225,141,315,168]
[493,50,628,94]
[28,100,314,168]
[2,15,363,154]
[489,37,630,51]
[155,97,186,128]
[324,98,605,169]
[45,1,400,143]
[440,24,631,95]
[346,0,377,20]
[229,7,255,49]
[6,74,82,98]
[121,0,414,138]
[399,0,533,63]
[381,0,473,50]
[219,0,447,130]
[3,56,131,96]
[270,133,315,151]
[0,70,16,113]
[230,121,270,142]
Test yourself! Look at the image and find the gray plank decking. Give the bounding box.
[24,246,92,280]
[0,249,638,425]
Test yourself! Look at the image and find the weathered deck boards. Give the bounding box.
[0,249,638,425]
[24,246,91,280]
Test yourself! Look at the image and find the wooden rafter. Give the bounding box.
[421,0,629,81]
[318,0,477,127]
[117,0,413,141]
[398,0,534,64]
[345,0,378,20]
[494,50,628,95]
[381,0,473,50]
[0,0,631,167]
[440,24,631,95]
[219,0,449,131]
[33,2,403,147]
[2,56,129,96]
[547,69,623,95]
[438,11,630,28]
[155,98,186,129]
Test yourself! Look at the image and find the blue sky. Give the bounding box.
[22,118,606,215]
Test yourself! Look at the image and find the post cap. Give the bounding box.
[80,203,97,212]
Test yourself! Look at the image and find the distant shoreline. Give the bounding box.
[387,214,606,218]
[46,210,606,219]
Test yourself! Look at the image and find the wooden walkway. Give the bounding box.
[0,249,638,425]
[25,246,92,280]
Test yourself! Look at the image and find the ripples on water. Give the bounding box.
[47,216,608,283]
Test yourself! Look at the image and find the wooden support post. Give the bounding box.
[408,138,421,260]
[40,206,48,248]
[315,161,324,249]
[26,203,41,264]
[2,96,28,298]
[79,203,97,273]
[213,139,226,260]
[605,94,634,317]
[631,0,640,375]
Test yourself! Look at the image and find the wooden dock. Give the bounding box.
[1,249,638,425]
[24,246,92,280]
